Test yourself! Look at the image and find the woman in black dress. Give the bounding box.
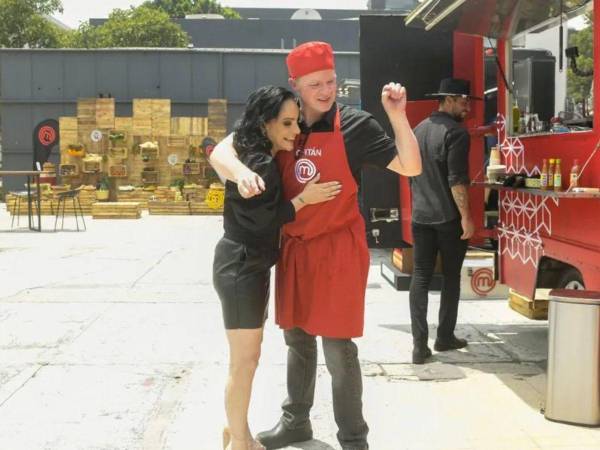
[211,86,341,450]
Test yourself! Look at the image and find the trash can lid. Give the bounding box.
[549,289,600,305]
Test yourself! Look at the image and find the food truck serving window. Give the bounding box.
[406,1,592,39]
[509,2,594,135]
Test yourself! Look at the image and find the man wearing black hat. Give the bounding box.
[409,78,478,364]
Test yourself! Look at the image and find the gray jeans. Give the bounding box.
[281,327,369,449]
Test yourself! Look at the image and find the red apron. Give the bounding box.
[275,108,370,338]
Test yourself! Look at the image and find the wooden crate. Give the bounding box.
[183,162,201,175]
[140,144,159,160]
[77,98,96,120]
[190,201,223,215]
[133,100,153,135]
[151,186,177,201]
[182,185,208,201]
[109,147,128,159]
[148,200,191,215]
[171,117,191,135]
[82,160,101,173]
[191,117,208,136]
[117,189,152,209]
[92,202,141,219]
[152,100,171,136]
[141,170,159,184]
[508,289,548,320]
[167,136,187,147]
[133,99,153,118]
[208,99,227,140]
[59,164,78,177]
[109,165,128,178]
[114,117,133,131]
[95,98,115,128]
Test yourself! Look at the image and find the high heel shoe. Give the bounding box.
[222,427,231,449]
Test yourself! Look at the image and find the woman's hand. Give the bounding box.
[296,173,342,205]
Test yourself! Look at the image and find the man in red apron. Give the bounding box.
[210,42,421,450]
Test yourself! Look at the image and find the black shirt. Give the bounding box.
[299,103,398,182]
[410,111,470,224]
[223,150,295,250]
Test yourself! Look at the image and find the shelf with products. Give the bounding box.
[472,182,600,199]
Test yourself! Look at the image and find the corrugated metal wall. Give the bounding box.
[0,48,359,190]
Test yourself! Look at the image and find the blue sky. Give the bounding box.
[54,0,369,28]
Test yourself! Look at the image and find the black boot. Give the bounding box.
[256,420,313,449]
[412,343,432,365]
[434,335,468,352]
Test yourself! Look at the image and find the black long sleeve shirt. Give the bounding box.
[410,111,470,225]
[222,150,295,250]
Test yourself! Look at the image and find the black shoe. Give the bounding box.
[434,336,468,352]
[256,419,313,449]
[412,345,432,364]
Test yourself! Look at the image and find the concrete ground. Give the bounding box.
[0,206,599,450]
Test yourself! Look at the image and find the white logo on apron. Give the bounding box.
[295,158,317,184]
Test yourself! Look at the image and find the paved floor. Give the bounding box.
[0,207,598,450]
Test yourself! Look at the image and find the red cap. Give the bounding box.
[286,41,335,79]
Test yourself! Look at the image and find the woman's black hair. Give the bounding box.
[233,85,298,155]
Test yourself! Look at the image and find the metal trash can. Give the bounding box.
[545,289,600,426]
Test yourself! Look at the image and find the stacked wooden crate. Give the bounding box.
[190,201,225,215]
[148,201,192,215]
[117,188,153,209]
[92,202,141,219]
[56,97,227,216]
[150,186,177,202]
[182,184,209,202]
[96,98,115,129]
[208,99,227,141]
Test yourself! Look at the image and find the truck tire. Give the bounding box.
[557,267,585,290]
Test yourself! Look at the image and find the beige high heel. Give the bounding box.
[222,427,231,449]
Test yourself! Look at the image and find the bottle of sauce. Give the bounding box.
[547,159,555,189]
[570,159,580,189]
[512,99,520,134]
[554,158,562,191]
[540,159,549,190]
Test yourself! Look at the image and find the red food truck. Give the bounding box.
[358,0,599,318]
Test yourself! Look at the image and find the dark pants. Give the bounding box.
[281,327,369,449]
[409,219,468,344]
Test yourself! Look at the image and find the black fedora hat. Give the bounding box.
[426,78,482,100]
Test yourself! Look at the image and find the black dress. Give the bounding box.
[213,150,295,329]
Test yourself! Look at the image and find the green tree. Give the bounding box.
[67,6,190,48]
[142,0,241,19]
[0,0,66,48]
[567,12,593,104]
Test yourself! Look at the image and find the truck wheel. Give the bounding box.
[557,268,585,290]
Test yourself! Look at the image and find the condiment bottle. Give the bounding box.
[512,99,520,134]
[490,146,501,166]
[548,159,555,189]
[540,159,549,190]
[554,158,562,191]
[570,159,580,189]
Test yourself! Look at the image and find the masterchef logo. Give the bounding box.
[294,158,317,184]
[38,126,57,146]
[470,268,496,296]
